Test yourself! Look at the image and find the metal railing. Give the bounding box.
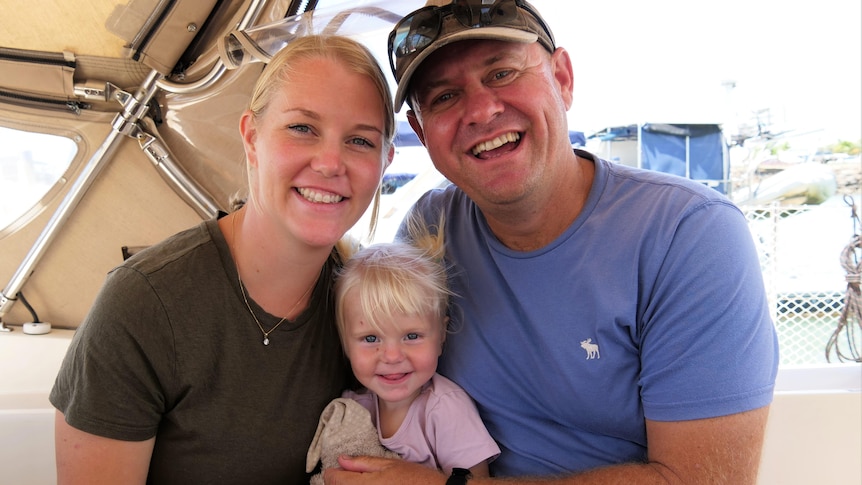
[744,202,858,365]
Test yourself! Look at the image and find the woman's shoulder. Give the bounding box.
[119,218,219,276]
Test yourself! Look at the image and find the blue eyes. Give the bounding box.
[361,333,420,343]
[287,125,374,148]
[493,69,512,81]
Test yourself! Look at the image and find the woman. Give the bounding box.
[50,35,395,485]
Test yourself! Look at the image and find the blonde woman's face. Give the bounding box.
[240,56,391,248]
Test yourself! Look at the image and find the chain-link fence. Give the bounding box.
[744,202,858,365]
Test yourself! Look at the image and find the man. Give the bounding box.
[326,1,778,484]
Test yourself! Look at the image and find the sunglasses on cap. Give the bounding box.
[388,0,555,83]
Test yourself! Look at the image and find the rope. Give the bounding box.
[825,196,862,363]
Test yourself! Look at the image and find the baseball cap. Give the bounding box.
[389,0,555,111]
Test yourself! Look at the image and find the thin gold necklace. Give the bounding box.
[232,212,315,346]
[237,275,313,346]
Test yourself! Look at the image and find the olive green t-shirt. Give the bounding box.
[50,217,351,484]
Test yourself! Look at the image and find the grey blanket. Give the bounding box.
[306,397,401,485]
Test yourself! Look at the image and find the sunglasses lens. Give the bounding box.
[453,0,518,28]
[392,8,441,60]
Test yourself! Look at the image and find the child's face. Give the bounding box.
[342,289,445,410]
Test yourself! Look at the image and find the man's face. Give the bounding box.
[407,39,574,212]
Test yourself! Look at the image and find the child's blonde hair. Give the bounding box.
[334,214,451,350]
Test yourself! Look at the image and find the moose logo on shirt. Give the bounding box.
[580,338,600,360]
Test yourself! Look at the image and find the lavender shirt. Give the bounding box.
[344,373,500,474]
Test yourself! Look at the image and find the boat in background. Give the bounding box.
[734,161,838,206]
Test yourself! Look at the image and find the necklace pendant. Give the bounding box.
[263,337,270,346]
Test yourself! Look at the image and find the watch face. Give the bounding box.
[446,468,472,485]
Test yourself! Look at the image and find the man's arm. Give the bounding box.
[642,406,770,483]
[324,406,771,485]
[55,410,155,485]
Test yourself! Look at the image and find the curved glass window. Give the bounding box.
[0,126,77,231]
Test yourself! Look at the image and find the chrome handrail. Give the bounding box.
[0,70,164,325]
[0,0,272,328]
[157,0,267,94]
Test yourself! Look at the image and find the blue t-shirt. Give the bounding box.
[403,151,779,477]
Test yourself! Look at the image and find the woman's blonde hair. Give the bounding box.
[334,214,451,350]
[240,35,395,238]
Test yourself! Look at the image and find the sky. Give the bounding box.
[321,0,861,148]
[534,0,862,146]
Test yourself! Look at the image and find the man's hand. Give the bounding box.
[324,455,446,485]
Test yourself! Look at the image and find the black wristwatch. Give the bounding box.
[446,468,472,485]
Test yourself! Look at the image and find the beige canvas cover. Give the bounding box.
[0,0,417,329]
[0,0,291,328]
